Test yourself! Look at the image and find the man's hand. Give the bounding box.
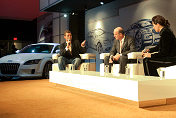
[81,40,86,47]
[142,52,151,58]
[142,49,149,53]
[109,54,120,63]
[66,39,71,47]
[113,53,120,61]
[109,55,113,63]
[66,39,71,51]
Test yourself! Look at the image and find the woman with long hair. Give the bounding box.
[142,15,176,76]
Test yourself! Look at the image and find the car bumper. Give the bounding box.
[0,64,43,78]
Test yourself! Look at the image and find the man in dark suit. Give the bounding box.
[58,30,86,70]
[104,27,136,74]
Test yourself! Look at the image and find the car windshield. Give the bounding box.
[20,44,54,53]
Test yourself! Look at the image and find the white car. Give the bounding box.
[0,43,60,80]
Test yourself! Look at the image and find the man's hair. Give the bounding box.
[118,28,125,35]
[64,30,71,36]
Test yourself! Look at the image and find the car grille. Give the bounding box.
[0,63,20,74]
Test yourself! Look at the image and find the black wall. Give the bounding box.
[0,19,37,57]
[0,19,37,42]
[69,12,85,43]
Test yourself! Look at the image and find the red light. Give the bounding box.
[13,37,17,41]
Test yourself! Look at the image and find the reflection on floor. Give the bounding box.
[1,79,176,118]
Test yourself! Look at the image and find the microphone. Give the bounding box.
[67,39,71,46]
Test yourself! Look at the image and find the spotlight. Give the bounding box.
[100,2,104,5]
[72,12,75,15]
[64,14,67,17]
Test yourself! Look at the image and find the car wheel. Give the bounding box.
[42,61,52,79]
[96,42,103,54]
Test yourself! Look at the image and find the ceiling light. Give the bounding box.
[100,2,104,5]
[64,14,67,17]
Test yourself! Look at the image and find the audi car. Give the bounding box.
[0,43,60,80]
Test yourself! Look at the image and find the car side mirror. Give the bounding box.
[55,49,60,53]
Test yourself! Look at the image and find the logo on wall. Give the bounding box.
[126,19,160,51]
[86,19,160,54]
[87,28,114,54]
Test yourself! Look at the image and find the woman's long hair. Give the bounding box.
[152,15,170,27]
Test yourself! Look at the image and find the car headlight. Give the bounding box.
[24,59,41,65]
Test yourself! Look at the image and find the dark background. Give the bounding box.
[0,19,37,57]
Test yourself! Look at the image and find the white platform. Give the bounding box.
[52,53,96,60]
[163,65,176,79]
[52,53,96,71]
[99,52,144,76]
[127,52,143,59]
[100,53,110,59]
[49,70,176,107]
[100,52,143,60]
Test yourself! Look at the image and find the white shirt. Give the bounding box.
[65,41,72,51]
[120,36,125,54]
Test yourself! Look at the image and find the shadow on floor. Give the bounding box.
[144,103,176,111]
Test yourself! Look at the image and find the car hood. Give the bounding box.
[0,53,52,63]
